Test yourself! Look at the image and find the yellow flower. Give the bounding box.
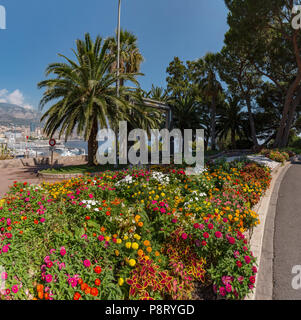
[115,250,120,256]
[123,235,129,240]
[125,242,132,249]
[134,234,141,240]
[132,242,139,250]
[118,278,124,286]
[116,239,122,244]
[129,259,136,267]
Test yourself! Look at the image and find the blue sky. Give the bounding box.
[0,0,228,110]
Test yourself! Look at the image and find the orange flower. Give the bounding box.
[137,249,144,257]
[138,222,144,227]
[84,287,91,295]
[155,251,160,257]
[143,240,150,247]
[37,284,44,292]
[81,283,88,291]
[146,247,152,253]
[78,279,83,285]
[38,291,43,300]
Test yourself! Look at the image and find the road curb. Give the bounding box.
[246,160,293,300]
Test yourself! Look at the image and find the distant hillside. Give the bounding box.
[0,103,42,126]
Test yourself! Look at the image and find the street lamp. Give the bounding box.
[116,0,121,98]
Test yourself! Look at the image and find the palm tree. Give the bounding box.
[200,53,223,151]
[171,95,201,134]
[107,29,144,87]
[146,85,169,102]
[38,33,139,166]
[217,95,245,150]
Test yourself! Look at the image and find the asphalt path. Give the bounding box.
[274,159,301,299]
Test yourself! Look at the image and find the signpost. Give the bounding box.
[49,139,56,167]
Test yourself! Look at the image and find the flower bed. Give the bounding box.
[0,160,271,300]
[260,149,292,164]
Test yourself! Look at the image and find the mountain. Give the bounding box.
[0,103,42,126]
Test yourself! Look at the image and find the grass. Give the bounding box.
[41,164,128,174]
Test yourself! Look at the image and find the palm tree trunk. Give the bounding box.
[88,118,99,166]
[210,95,217,151]
[231,129,236,150]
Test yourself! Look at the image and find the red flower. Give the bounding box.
[249,276,256,284]
[208,223,214,230]
[95,279,101,286]
[91,288,99,297]
[193,223,200,229]
[94,266,102,274]
[252,266,258,274]
[73,292,81,300]
[203,232,209,239]
[201,241,207,246]
[236,261,242,268]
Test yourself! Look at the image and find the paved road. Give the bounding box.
[274,159,301,299]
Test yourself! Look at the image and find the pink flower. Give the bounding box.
[181,233,188,240]
[1,272,7,280]
[88,194,94,199]
[238,276,244,284]
[40,218,46,223]
[160,208,166,213]
[98,235,105,242]
[45,274,53,283]
[225,283,232,293]
[244,256,251,264]
[215,231,222,239]
[60,247,66,256]
[83,259,91,267]
[11,285,18,294]
[233,250,240,259]
[6,218,11,226]
[2,245,9,253]
[219,287,226,297]
[228,237,235,245]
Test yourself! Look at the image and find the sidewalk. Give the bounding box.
[0,166,62,197]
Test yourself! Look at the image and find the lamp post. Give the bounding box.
[116,0,121,98]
